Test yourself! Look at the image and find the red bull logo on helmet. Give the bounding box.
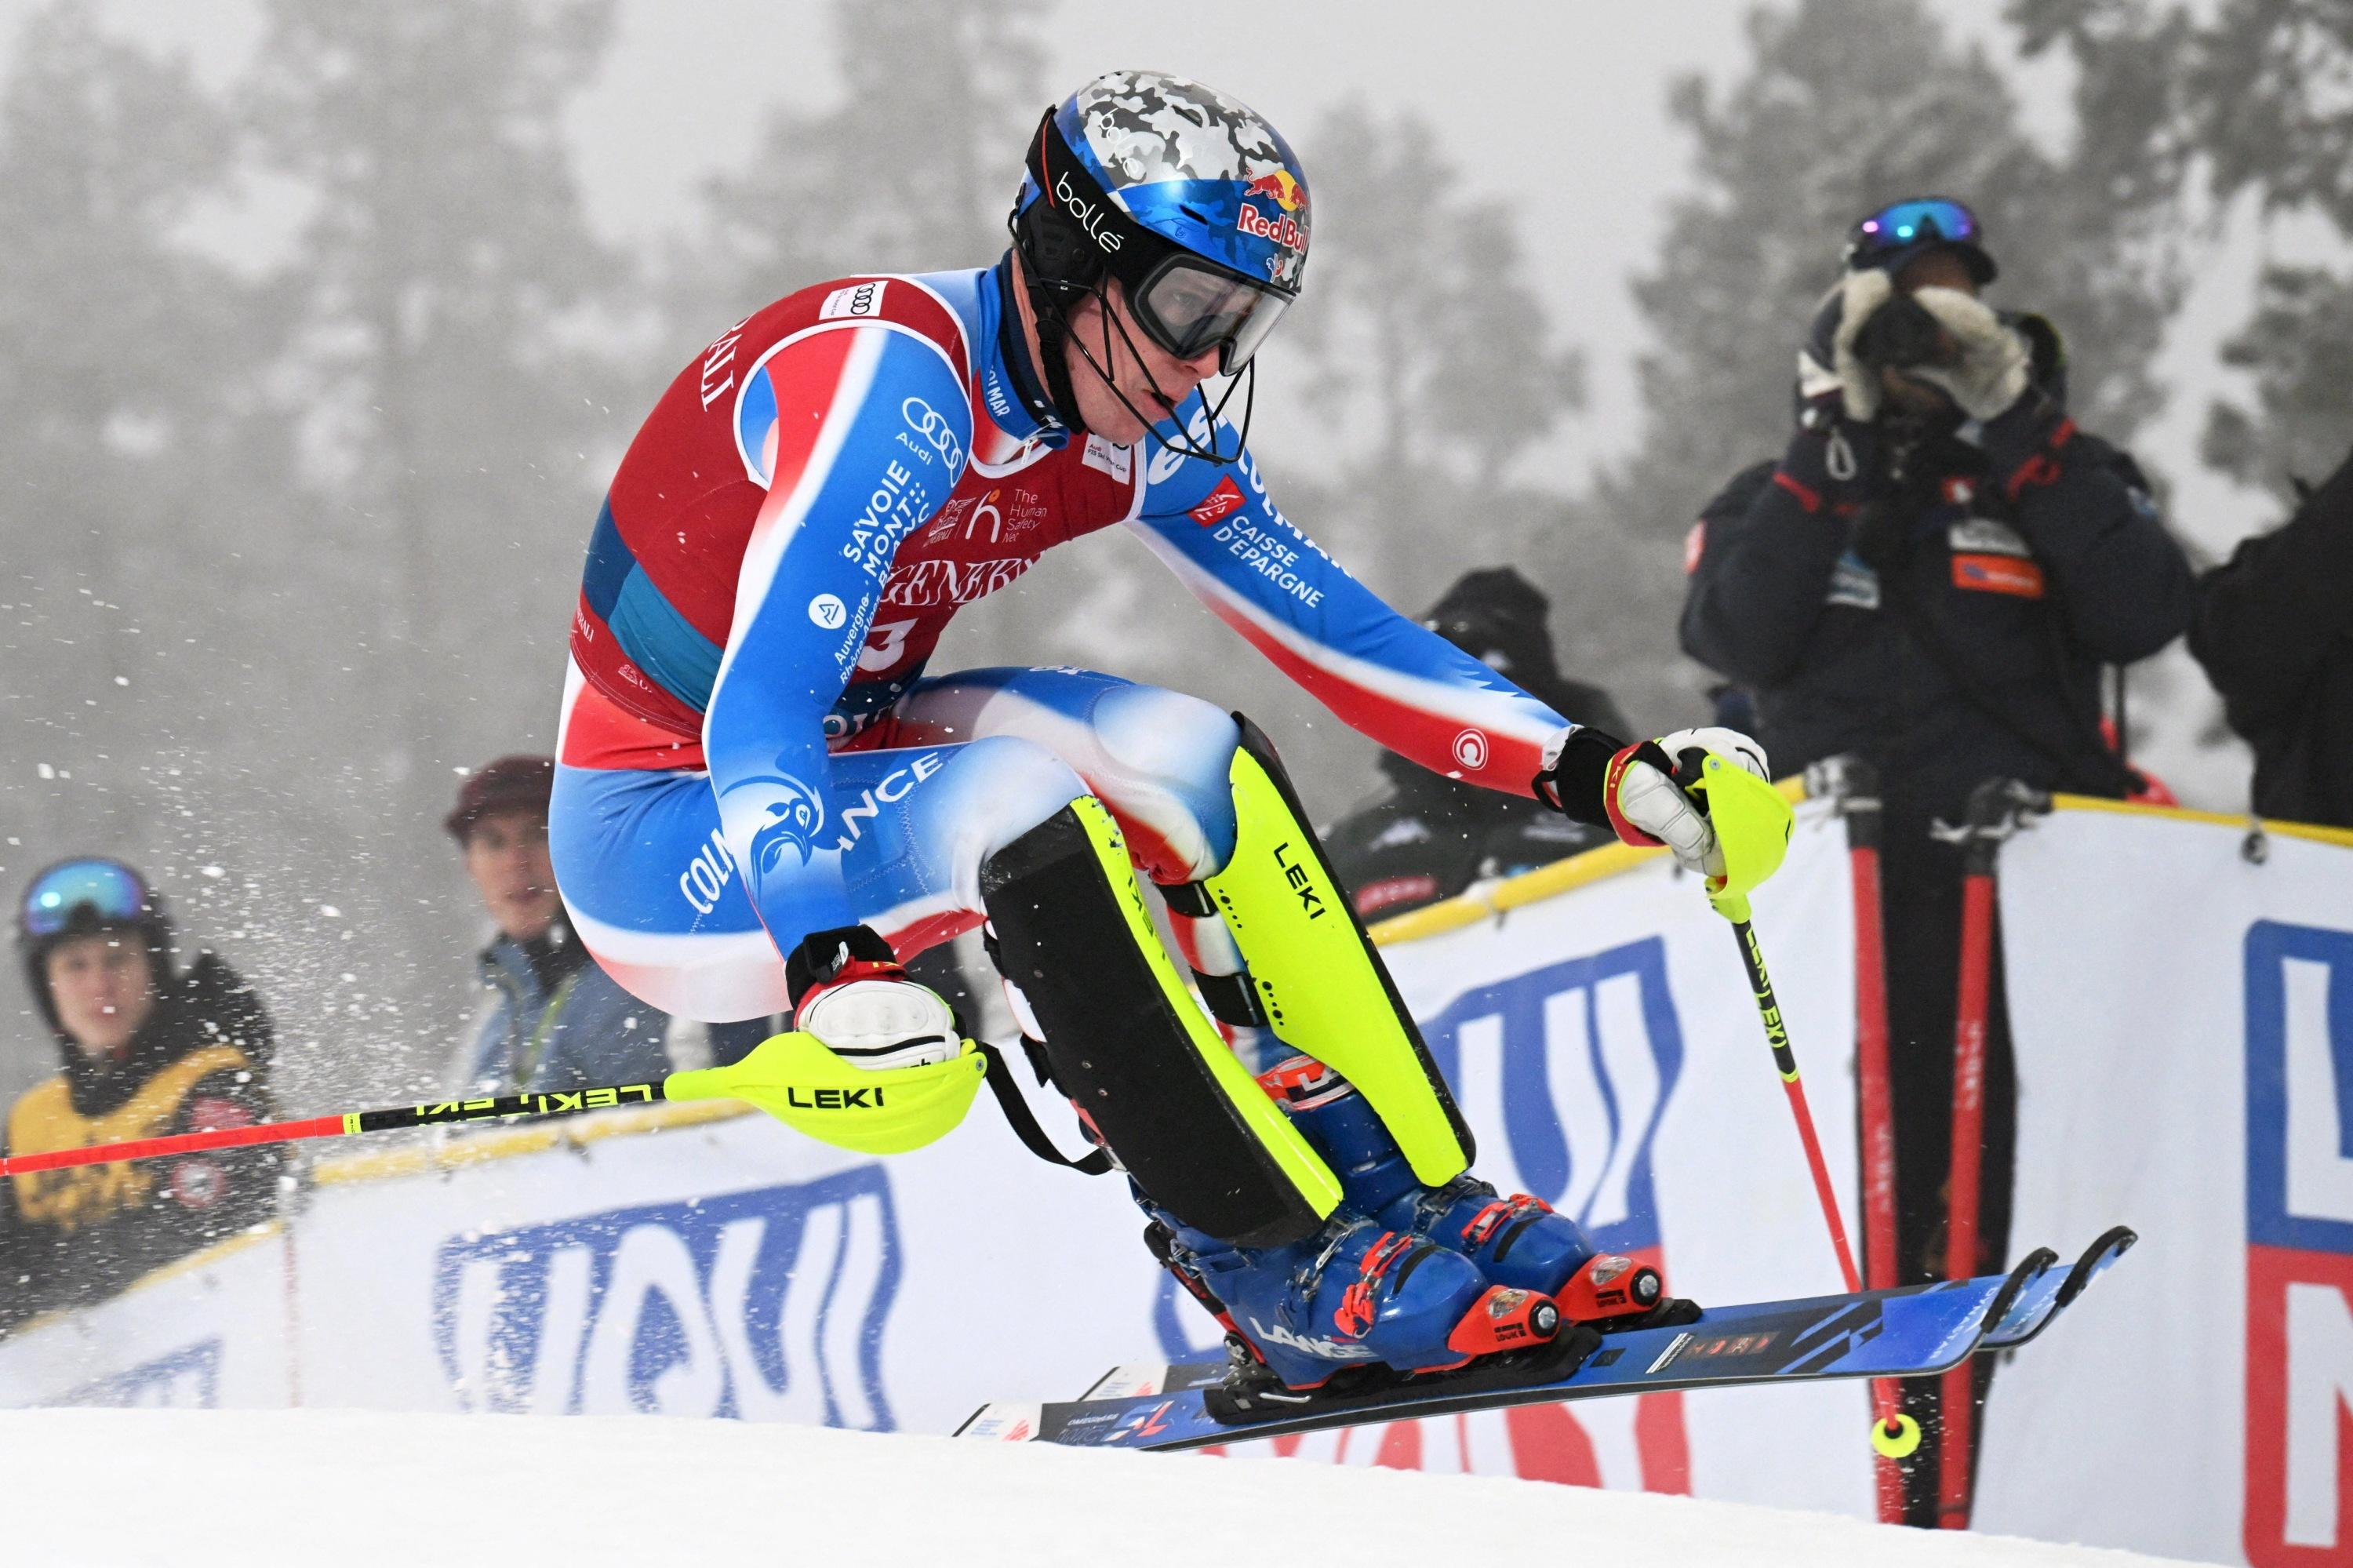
[1238,169,1307,254]
[1244,170,1305,213]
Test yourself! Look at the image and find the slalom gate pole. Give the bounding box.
[1724,907,1916,1461]
[1818,756,1906,1523]
[0,1082,667,1181]
[1937,780,2030,1531]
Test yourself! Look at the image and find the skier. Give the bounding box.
[550,70,1777,1392]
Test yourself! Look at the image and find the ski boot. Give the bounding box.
[1267,1056,1688,1330]
[1144,1203,1563,1394]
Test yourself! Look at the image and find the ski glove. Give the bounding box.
[1797,269,1897,424]
[1902,286,2031,422]
[787,924,962,1071]
[1535,725,1771,881]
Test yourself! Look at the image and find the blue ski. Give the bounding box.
[1980,1227,2135,1351]
[955,1236,2130,1452]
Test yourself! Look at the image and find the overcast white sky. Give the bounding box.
[0,0,2291,544]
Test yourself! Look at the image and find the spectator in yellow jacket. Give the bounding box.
[1,858,276,1331]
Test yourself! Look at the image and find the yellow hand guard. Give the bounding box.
[664,1029,987,1155]
[1689,752,1796,922]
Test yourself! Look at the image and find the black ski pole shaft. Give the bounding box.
[0,1081,669,1180]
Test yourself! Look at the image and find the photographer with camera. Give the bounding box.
[1678,198,2195,1525]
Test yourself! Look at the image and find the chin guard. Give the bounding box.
[664,1030,987,1156]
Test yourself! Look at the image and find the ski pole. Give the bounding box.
[1720,900,1918,1460]
[0,1082,669,1180]
[0,1029,992,1181]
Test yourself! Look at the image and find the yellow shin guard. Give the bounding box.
[980,795,1342,1247]
[1196,719,1475,1188]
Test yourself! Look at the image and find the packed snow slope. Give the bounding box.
[9,1410,2213,1568]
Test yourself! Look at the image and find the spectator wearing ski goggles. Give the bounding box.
[4,856,280,1329]
[1678,193,2195,1527]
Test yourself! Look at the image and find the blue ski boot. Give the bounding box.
[1264,1055,1669,1324]
[1143,1202,1559,1391]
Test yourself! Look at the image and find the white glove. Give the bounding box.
[1903,286,2031,421]
[1798,269,1895,422]
[1611,727,1771,880]
[796,973,961,1071]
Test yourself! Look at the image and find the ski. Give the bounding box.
[1070,1227,2134,1410]
[1979,1226,2136,1351]
[956,1243,2117,1452]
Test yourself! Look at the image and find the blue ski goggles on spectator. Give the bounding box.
[19,857,153,940]
[1843,198,1997,284]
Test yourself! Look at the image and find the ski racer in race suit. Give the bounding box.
[551,71,1777,1391]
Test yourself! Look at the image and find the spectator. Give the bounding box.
[2190,440,2353,830]
[2,857,277,1330]
[1678,198,2195,1523]
[450,755,764,1095]
[1325,568,1628,919]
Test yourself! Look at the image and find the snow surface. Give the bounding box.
[9,1410,2217,1568]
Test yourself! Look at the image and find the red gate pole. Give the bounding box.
[1938,780,2035,1530]
[1822,756,1904,1525]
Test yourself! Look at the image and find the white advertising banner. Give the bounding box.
[0,1227,292,1410]
[0,800,1871,1512]
[1977,804,2353,1567]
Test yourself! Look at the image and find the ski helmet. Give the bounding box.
[1011,70,1311,463]
[15,855,175,1040]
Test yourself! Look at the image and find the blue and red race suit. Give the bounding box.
[551,259,1577,1022]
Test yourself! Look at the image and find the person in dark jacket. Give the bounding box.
[2190,440,2353,829]
[451,756,769,1094]
[1325,568,1628,919]
[1678,198,2195,1526]
[1,857,278,1331]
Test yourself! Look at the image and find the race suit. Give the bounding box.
[553,258,1574,1022]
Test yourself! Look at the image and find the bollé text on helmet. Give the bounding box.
[1054,171,1124,253]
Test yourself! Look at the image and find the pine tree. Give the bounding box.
[1605,0,2184,723]
[2019,0,2353,496]
[670,0,1050,328]
[0,4,303,1112]
[2178,0,2353,497]
[245,0,629,1093]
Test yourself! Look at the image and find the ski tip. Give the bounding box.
[2055,1225,2137,1308]
[955,1401,1044,1442]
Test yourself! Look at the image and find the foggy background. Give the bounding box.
[2,0,2344,1114]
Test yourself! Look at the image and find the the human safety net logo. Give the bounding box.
[431,1166,902,1428]
[2246,920,2353,1566]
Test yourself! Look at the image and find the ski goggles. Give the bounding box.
[1844,198,1981,269]
[1128,254,1293,374]
[19,857,153,940]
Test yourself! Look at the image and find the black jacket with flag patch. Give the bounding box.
[1679,391,2195,826]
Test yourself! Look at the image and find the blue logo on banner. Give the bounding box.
[43,1340,222,1409]
[1152,938,1686,1359]
[2245,920,2353,1253]
[431,1166,901,1428]
[1420,938,1685,1255]
[2239,920,2353,1561]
